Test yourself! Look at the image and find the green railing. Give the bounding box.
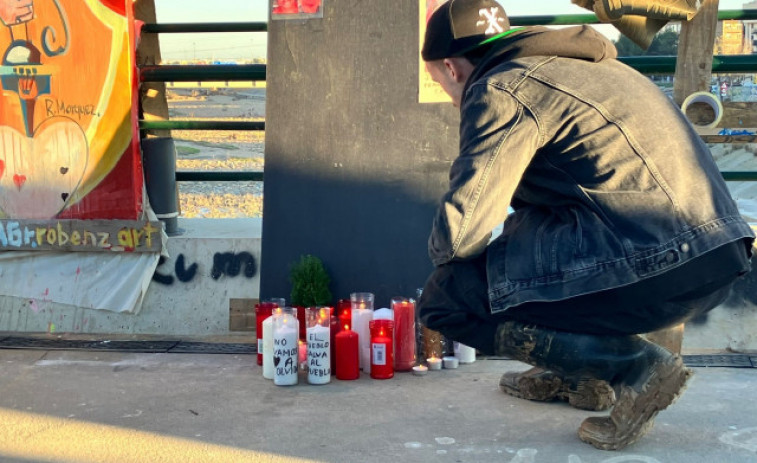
[139,9,757,184]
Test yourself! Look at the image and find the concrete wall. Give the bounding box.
[0,217,755,353]
[0,219,261,336]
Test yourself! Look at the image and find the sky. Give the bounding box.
[153,0,755,61]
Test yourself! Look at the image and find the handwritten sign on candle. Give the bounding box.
[307,325,331,384]
[273,336,298,377]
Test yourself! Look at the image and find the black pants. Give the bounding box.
[418,239,752,355]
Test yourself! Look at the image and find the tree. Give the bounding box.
[614,29,679,57]
[289,254,332,307]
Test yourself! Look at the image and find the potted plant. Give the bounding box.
[289,254,333,340]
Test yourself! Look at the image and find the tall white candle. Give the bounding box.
[351,306,373,371]
[262,315,275,380]
[307,324,331,385]
[273,315,299,386]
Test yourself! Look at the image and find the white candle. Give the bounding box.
[454,342,476,364]
[443,356,459,369]
[351,306,373,371]
[412,365,428,376]
[427,357,442,370]
[273,318,299,386]
[262,315,275,380]
[307,324,331,385]
[373,308,394,320]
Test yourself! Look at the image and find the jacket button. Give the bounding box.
[680,243,690,253]
[666,250,678,263]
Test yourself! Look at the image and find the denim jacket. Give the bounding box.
[428,26,755,313]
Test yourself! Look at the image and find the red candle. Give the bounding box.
[296,306,307,341]
[335,324,359,380]
[370,319,394,379]
[392,297,416,371]
[330,315,338,373]
[254,302,275,366]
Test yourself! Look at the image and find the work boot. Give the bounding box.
[499,367,615,411]
[593,0,700,22]
[578,353,692,450]
[494,321,693,450]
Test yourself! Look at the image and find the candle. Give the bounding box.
[273,308,299,386]
[443,356,459,369]
[335,324,359,380]
[412,365,428,376]
[392,297,416,372]
[370,319,394,380]
[454,342,477,364]
[262,307,283,380]
[306,307,331,385]
[427,356,442,370]
[330,315,338,373]
[373,308,394,320]
[350,292,374,371]
[298,340,308,368]
[295,306,307,341]
[336,299,351,331]
[255,302,274,367]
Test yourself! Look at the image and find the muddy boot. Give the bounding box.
[593,0,700,22]
[578,352,692,450]
[494,321,693,450]
[499,367,615,411]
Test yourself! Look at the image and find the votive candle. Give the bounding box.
[273,308,299,386]
[335,324,359,380]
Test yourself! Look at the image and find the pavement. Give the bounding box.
[1,346,756,463]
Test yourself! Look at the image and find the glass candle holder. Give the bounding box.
[306,307,331,385]
[262,306,284,380]
[350,292,374,371]
[272,307,299,386]
[254,302,274,366]
[370,319,394,380]
[391,297,416,371]
[415,288,444,360]
[336,298,351,332]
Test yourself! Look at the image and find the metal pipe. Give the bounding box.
[508,9,757,26]
[140,64,266,82]
[142,22,267,33]
[140,120,265,131]
[618,54,757,74]
[176,171,264,182]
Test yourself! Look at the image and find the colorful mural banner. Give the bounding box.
[0,0,142,221]
[0,219,162,252]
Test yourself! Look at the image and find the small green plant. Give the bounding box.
[289,254,332,307]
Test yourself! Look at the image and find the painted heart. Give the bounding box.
[12,174,26,190]
[273,356,281,367]
[0,117,88,219]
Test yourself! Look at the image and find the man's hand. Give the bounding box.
[0,0,33,26]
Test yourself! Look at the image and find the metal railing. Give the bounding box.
[139,9,757,184]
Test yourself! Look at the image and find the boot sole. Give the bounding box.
[500,375,615,411]
[578,357,692,450]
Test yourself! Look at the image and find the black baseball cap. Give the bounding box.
[422,0,513,61]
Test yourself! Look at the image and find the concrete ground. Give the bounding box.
[0,348,756,463]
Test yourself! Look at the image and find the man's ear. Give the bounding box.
[443,57,473,84]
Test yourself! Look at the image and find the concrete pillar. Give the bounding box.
[261,1,458,305]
